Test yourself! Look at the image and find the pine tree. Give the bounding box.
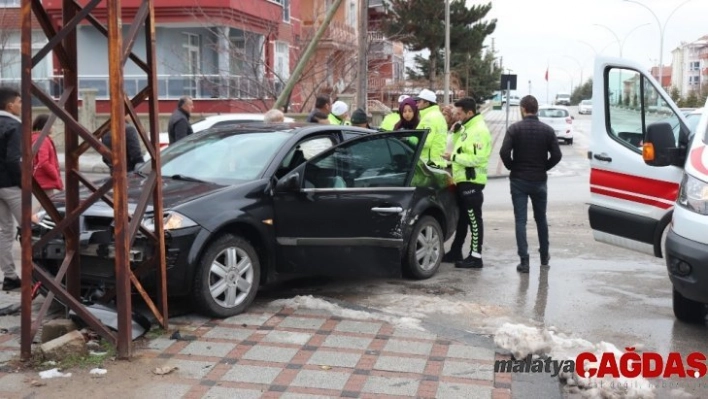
[382,0,496,99]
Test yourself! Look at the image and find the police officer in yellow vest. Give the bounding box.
[442,97,492,269]
[380,94,409,131]
[329,100,351,125]
[414,89,448,167]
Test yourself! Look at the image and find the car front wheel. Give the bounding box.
[673,288,707,323]
[403,216,443,279]
[193,234,260,318]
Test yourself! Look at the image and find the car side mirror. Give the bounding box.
[643,122,678,167]
[275,172,301,193]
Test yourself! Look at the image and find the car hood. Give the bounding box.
[52,174,230,214]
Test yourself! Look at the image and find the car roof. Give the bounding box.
[539,105,569,110]
[194,122,378,137]
[194,113,296,123]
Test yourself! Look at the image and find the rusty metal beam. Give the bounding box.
[21,0,167,360]
[145,0,168,326]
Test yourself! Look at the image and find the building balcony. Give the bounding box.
[0,74,276,100]
[303,21,356,50]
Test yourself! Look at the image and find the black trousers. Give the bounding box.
[450,182,485,256]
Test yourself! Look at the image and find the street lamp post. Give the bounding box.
[623,0,694,89]
[564,55,585,89]
[593,23,650,57]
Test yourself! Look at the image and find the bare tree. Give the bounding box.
[162,3,364,113]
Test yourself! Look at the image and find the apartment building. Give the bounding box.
[670,35,708,97]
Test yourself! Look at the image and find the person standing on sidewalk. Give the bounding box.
[306,96,331,123]
[328,101,350,125]
[167,96,194,144]
[0,87,23,290]
[499,95,562,273]
[442,97,491,269]
[30,114,63,223]
[101,114,145,172]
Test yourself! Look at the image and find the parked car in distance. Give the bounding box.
[32,125,458,318]
[538,105,574,145]
[502,95,520,106]
[555,93,571,106]
[578,99,592,115]
[158,113,296,149]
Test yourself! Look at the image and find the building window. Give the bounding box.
[282,0,290,22]
[689,61,700,71]
[274,41,289,80]
[183,33,201,97]
[689,76,700,85]
[0,0,20,7]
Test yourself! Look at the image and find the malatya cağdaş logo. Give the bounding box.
[494,348,707,379]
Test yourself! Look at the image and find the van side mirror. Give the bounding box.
[275,172,301,193]
[643,122,677,167]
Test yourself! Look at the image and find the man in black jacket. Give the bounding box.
[102,115,145,172]
[167,96,194,144]
[0,87,23,290]
[499,95,562,273]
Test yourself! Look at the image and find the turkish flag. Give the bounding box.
[544,68,549,82]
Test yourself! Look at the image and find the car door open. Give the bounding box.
[272,130,428,277]
[588,57,688,257]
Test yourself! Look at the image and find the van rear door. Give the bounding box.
[588,57,689,257]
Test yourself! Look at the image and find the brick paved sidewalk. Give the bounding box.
[0,295,513,399]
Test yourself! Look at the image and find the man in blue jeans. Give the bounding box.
[499,95,562,273]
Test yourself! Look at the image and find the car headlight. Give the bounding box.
[677,173,708,215]
[142,211,198,232]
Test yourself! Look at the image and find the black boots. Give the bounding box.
[442,250,463,263]
[541,254,551,267]
[2,277,21,291]
[516,257,530,273]
[455,256,483,269]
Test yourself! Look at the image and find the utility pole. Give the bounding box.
[274,0,346,111]
[443,0,450,105]
[357,0,368,110]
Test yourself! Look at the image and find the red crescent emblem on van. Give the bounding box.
[690,145,708,175]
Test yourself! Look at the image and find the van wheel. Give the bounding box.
[193,234,260,318]
[673,288,707,323]
[403,216,443,280]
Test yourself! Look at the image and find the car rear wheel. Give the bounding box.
[404,216,443,279]
[193,234,260,318]
[673,288,707,323]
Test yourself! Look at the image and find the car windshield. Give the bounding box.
[582,100,591,105]
[140,130,291,184]
[539,108,568,118]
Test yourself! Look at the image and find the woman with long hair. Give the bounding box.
[393,97,420,130]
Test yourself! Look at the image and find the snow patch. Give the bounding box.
[270,295,423,331]
[669,388,695,398]
[494,323,656,399]
[89,368,107,376]
[39,368,72,379]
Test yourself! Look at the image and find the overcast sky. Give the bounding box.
[474,0,706,104]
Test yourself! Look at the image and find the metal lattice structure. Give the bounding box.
[20,0,167,359]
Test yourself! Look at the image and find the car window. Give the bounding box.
[156,131,291,184]
[303,131,424,189]
[277,135,335,179]
[539,108,568,118]
[605,67,684,151]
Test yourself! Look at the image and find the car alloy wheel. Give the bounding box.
[194,234,260,318]
[209,246,254,309]
[404,215,444,280]
[417,225,441,272]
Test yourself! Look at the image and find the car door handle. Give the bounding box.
[593,153,612,162]
[371,207,403,214]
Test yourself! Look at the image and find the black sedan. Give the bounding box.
[32,124,459,317]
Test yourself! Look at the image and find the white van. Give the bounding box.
[589,56,708,323]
